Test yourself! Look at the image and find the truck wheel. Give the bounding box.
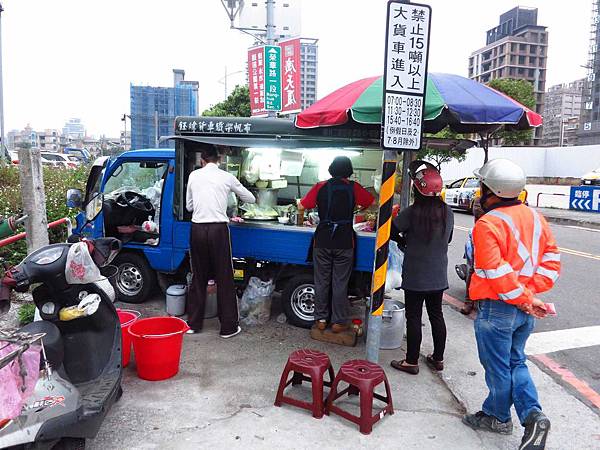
[282,274,315,329]
[113,252,156,304]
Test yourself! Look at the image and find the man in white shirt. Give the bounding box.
[186,145,255,337]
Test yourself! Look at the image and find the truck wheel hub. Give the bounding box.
[291,284,315,321]
[118,263,143,296]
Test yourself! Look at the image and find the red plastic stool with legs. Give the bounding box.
[274,349,335,419]
[326,359,394,434]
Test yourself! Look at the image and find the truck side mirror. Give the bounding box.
[66,189,83,209]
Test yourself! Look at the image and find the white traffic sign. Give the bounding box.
[382,1,432,150]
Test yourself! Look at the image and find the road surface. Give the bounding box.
[447,210,600,413]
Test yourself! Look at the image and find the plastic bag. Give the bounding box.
[0,343,41,419]
[239,277,275,326]
[385,241,404,293]
[65,242,102,284]
[59,293,101,321]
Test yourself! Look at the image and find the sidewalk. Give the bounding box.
[419,300,600,450]
[87,293,600,449]
[536,207,600,230]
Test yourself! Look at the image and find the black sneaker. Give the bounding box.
[519,411,550,450]
[462,411,513,435]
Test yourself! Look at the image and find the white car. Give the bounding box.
[41,152,79,169]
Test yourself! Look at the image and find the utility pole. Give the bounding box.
[18,144,49,253]
[0,3,6,156]
[154,110,159,148]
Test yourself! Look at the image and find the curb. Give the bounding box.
[542,214,600,231]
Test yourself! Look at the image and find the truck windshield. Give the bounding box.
[104,161,167,196]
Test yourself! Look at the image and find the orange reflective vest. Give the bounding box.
[469,203,560,306]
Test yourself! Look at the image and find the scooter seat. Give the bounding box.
[19,321,64,369]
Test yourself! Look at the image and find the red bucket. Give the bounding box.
[117,309,141,367]
[128,317,190,381]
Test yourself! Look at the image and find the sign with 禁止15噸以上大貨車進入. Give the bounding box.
[382,1,431,151]
[570,186,600,213]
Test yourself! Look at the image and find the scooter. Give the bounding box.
[0,238,122,450]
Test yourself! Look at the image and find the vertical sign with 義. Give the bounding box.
[264,45,282,111]
[382,1,431,150]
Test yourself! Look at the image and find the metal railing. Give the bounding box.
[0,218,72,249]
[535,192,568,208]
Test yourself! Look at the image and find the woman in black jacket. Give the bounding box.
[390,161,454,375]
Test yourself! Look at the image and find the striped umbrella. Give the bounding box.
[295,73,542,134]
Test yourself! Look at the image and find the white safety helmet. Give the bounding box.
[473,159,526,199]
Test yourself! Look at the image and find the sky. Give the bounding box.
[1,0,591,137]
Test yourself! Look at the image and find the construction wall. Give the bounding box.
[439,145,600,182]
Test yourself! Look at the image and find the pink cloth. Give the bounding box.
[0,343,41,419]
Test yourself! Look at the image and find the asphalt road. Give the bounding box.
[447,210,600,411]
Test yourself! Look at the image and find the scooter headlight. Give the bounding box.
[30,247,64,265]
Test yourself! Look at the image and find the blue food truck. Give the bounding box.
[69,117,380,327]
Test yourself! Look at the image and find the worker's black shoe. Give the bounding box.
[462,411,513,435]
[519,410,550,450]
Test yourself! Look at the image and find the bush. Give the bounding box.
[17,302,36,325]
[0,165,89,268]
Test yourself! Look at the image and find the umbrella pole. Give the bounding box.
[366,149,398,363]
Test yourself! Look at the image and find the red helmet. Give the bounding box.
[409,160,443,197]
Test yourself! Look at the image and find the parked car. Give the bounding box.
[8,150,19,165]
[581,167,600,185]
[441,176,528,212]
[40,152,79,169]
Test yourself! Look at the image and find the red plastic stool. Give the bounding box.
[326,359,394,434]
[274,349,335,419]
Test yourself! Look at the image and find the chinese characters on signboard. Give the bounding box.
[570,186,600,213]
[248,46,267,117]
[279,38,301,114]
[382,2,431,150]
[176,119,253,134]
[264,45,282,111]
[248,39,300,116]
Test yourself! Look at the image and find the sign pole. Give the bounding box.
[366,0,431,363]
[266,0,276,118]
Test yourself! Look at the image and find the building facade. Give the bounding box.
[578,0,600,145]
[542,80,584,146]
[468,7,548,145]
[62,118,86,139]
[300,39,318,112]
[130,69,199,150]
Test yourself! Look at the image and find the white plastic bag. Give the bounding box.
[385,241,404,293]
[239,277,275,326]
[65,242,102,284]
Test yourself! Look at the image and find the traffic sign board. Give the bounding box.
[382,1,431,150]
[570,186,600,213]
[264,45,282,111]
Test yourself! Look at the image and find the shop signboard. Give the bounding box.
[278,38,302,114]
[248,46,267,117]
[382,1,432,150]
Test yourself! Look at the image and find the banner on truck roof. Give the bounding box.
[248,46,267,117]
[278,38,301,115]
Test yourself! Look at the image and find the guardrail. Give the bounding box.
[0,218,72,249]
[536,192,568,208]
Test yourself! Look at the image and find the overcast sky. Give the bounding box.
[2,0,591,137]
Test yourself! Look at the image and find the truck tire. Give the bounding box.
[282,274,316,329]
[113,252,157,304]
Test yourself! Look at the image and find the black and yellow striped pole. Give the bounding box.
[366,150,398,362]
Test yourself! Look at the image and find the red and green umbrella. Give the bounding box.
[296,73,542,134]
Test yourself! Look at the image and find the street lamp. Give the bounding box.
[121,114,130,150]
[218,67,245,100]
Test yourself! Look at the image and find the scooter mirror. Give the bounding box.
[66,188,83,209]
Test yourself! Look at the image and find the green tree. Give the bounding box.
[487,78,536,146]
[203,85,251,117]
[418,127,467,173]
